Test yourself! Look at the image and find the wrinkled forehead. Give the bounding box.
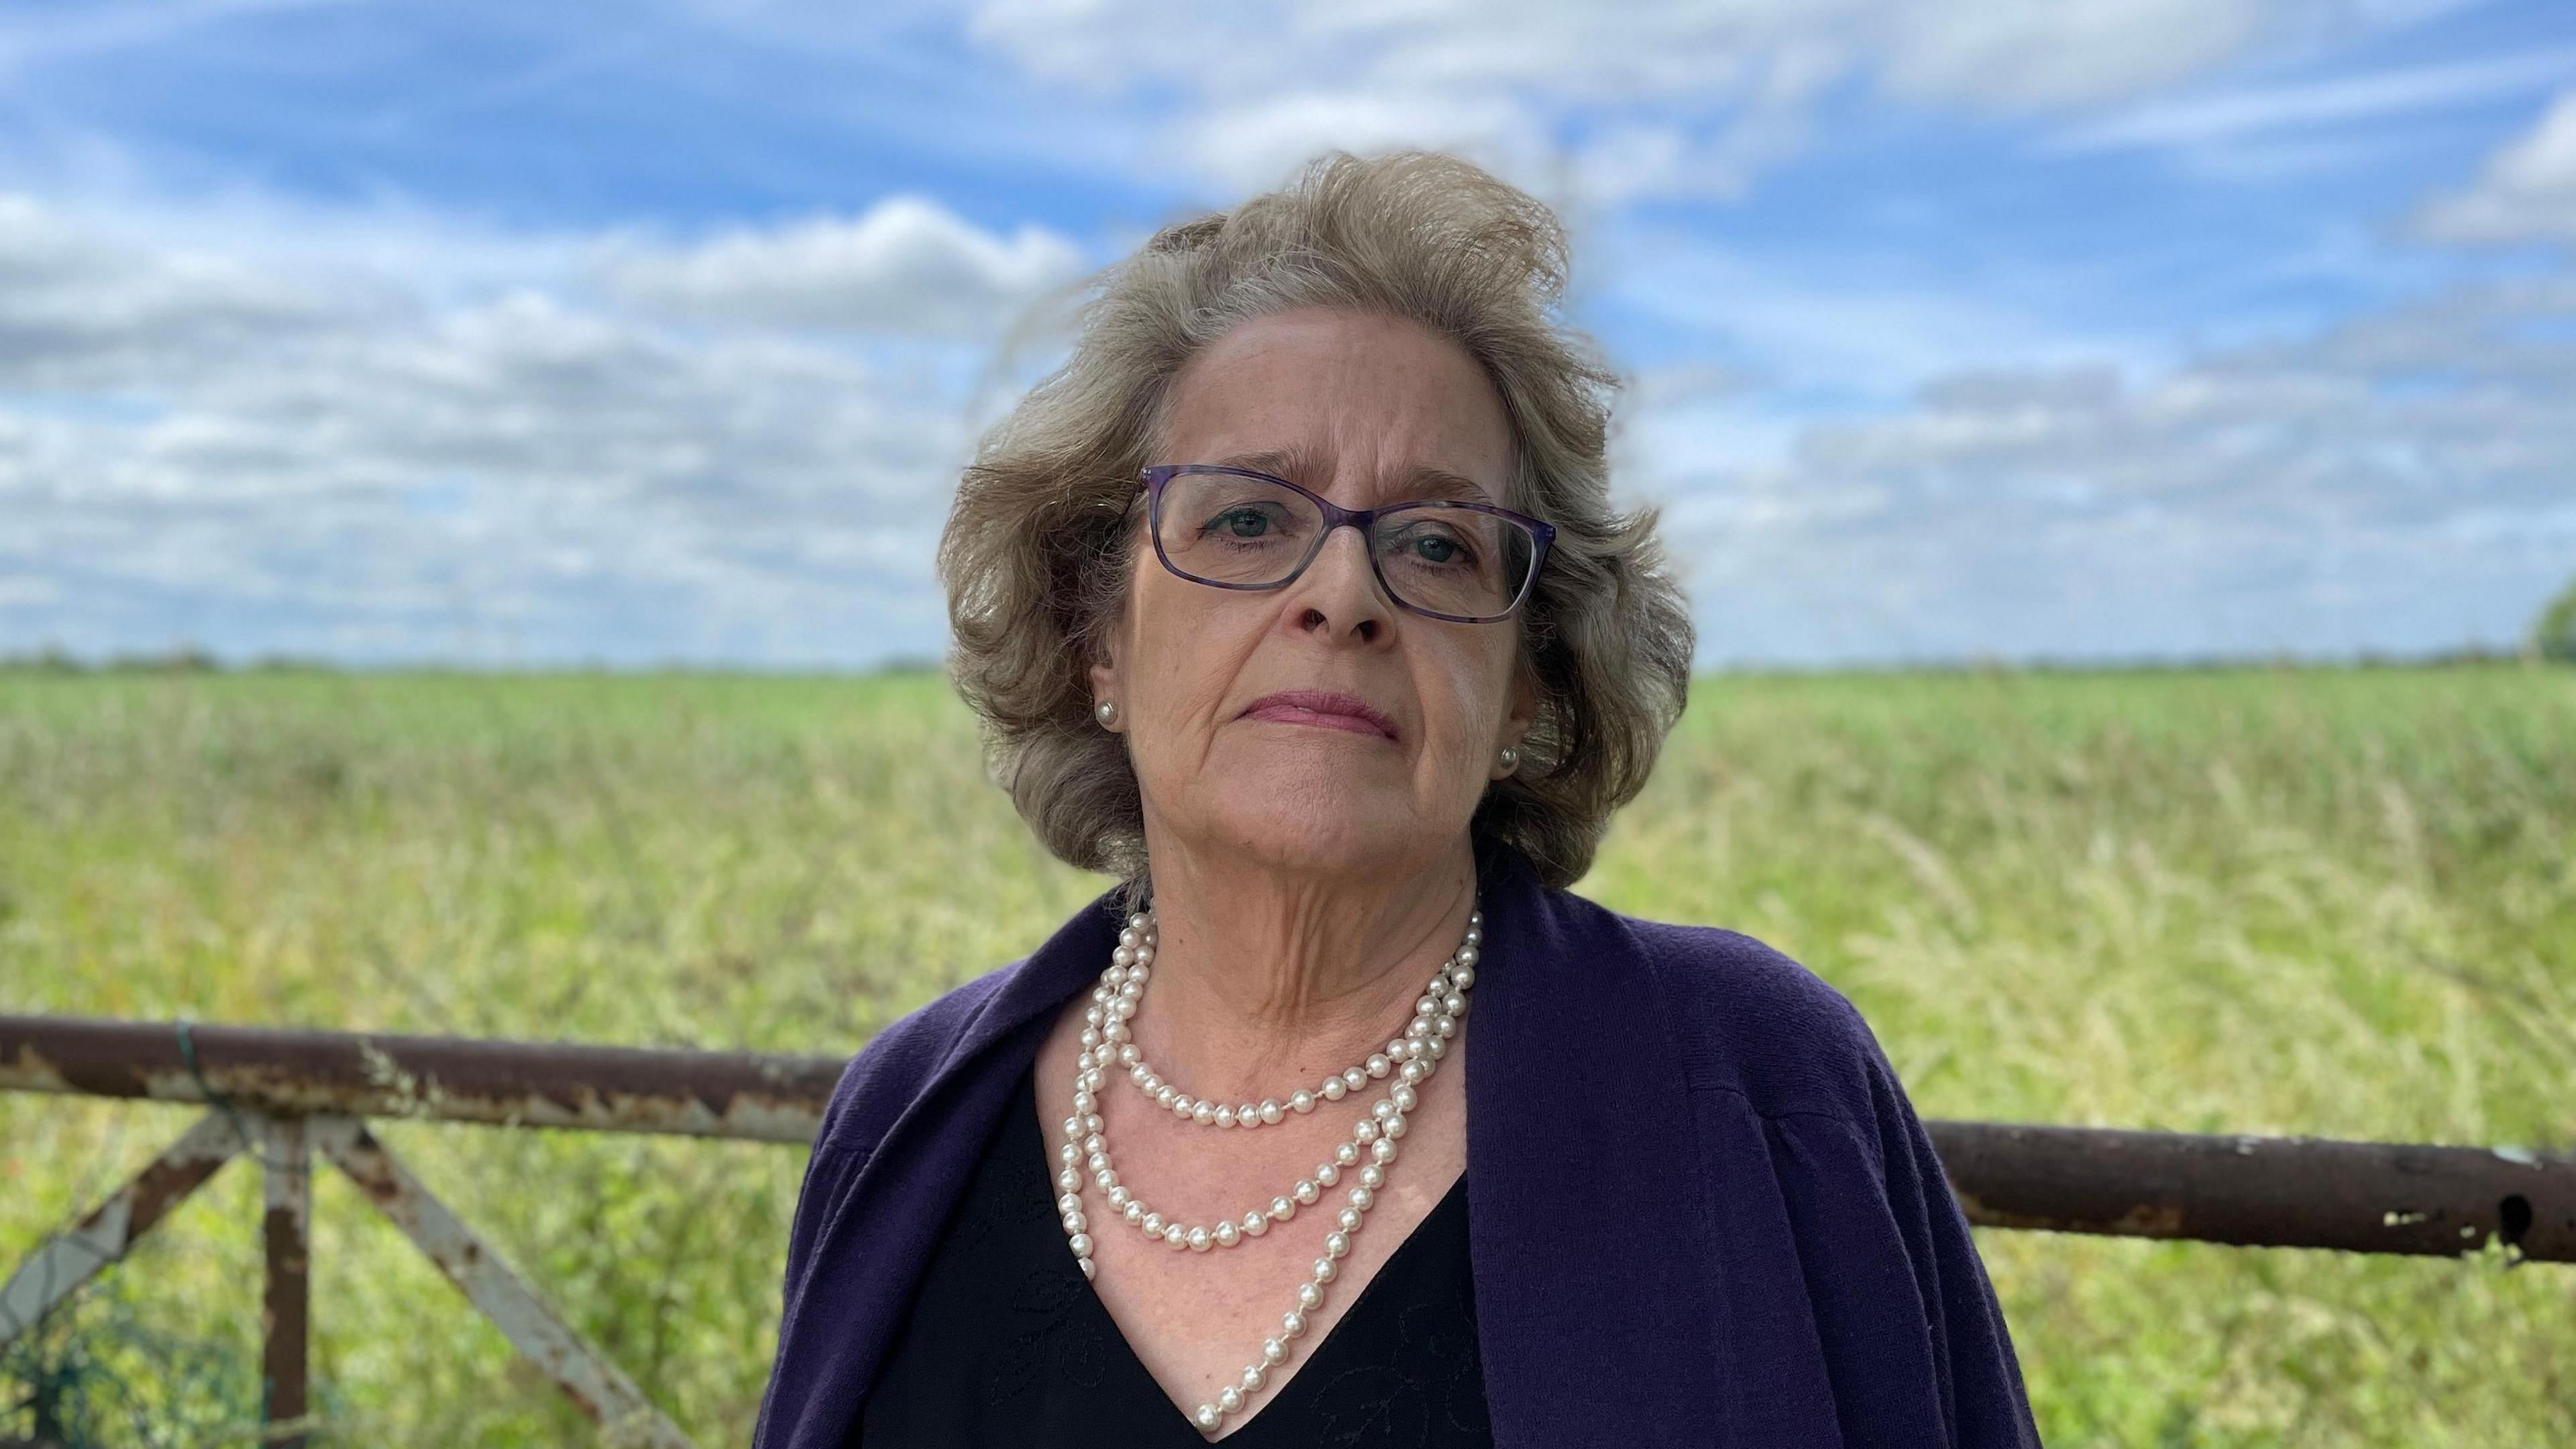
[1149,309,1519,509]
[1205,443,1503,508]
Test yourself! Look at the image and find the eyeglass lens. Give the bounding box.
[1156,471,1536,619]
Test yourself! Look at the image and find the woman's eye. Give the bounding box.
[1213,508,1271,538]
[1388,527,1473,566]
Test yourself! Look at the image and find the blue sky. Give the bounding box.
[3,0,2571,667]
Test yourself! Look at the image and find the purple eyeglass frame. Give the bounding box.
[1137,463,1557,625]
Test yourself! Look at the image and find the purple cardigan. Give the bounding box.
[755,833,2045,1446]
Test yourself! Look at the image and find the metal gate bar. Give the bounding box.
[260,1115,311,1449]
[5,1011,2571,1446]
[6,1013,2567,1259]
[1,1106,694,1448]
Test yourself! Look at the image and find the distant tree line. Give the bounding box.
[7,598,2575,676]
[2536,574,2576,665]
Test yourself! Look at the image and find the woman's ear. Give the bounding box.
[1089,644,1120,727]
[1089,548,1139,727]
[1487,656,1540,780]
[1502,655,1540,751]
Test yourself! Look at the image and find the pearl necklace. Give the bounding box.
[1055,902,1482,1438]
[1102,913,1480,1129]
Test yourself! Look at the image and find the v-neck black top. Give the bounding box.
[855,1063,1492,1448]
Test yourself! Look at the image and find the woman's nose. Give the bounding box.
[1285,523,1395,641]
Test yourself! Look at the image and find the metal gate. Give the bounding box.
[5,1014,2568,1446]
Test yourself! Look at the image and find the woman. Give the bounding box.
[757,150,2043,1447]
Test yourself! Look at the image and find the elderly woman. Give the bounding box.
[757,151,2042,1448]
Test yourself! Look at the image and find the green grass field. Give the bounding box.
[3,664,2571,1446]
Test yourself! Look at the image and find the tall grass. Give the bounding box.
[3,664,2570,1446]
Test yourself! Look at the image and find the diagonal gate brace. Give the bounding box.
[1,1110,243,1346]
[311,1118,695,1449]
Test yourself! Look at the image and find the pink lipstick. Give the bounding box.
[1238,690,1398,741]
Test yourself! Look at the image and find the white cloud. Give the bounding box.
[965,0,2469,202]
[1603,229,2159,406]
[0,195,367,389]
[2416,89,2576,245]
[0,194,1030,666]
[1638,276,2576,663]
[14,162,2565,668]
[1880,0,2269,112]
[1170,91,1549,207]
[2046,47,2576,161]
[596,195,1089,335]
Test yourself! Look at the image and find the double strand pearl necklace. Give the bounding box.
[1054,902,1482,1438]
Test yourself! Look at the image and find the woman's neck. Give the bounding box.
[1120,831,1479,1106]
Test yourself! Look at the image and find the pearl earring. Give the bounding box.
[1497,744,1519,774]
[1095,700,1118,727]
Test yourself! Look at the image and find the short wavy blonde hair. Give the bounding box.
[938,148,1693,900]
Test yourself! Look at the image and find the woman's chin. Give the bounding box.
[1202,794,1431,875]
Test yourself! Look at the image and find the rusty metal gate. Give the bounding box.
[5,1013,2569,1446]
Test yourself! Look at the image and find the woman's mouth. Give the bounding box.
[1238,690,1399,741]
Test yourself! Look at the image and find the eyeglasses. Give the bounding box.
[1137,464,1556,624]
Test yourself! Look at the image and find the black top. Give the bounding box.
[857,1063,1492,1448]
